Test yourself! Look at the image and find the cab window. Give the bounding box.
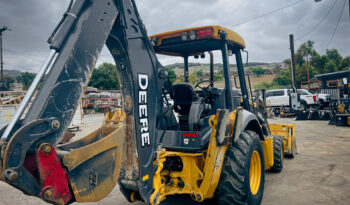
[273,91,284,96]
[265,91,273,97]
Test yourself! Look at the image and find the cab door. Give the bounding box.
[268,90,287,106]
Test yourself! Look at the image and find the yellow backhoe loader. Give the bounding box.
[0,1,296,205]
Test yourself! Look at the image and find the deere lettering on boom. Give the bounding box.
[0,0,296,204]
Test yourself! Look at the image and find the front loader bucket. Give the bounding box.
[269,124,296,157]
[57,110,126,202]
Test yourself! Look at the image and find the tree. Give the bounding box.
[310,52,328,74]
[273,68,292,87]
[4,76,15,84]
[189,73,198,85]
[324,61,336,73]
[283,59,291,66]
[196,69,203,77]
[88,63,120,90]
[250,67,265,76]
[214,68,224,81]
[274,41,349,90]
[326,49,342,68]
[340,56,350,71]
[296,40,314,82]
[16,72,36,90]
[255,81,281,90]
[166,68,177,83]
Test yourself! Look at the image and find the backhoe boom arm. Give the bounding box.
[0,0,166,203]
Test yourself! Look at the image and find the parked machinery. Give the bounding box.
[0,1,296,205]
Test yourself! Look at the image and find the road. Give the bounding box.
[0,114,349,205]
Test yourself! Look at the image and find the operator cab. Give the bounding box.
[150,26,249,151]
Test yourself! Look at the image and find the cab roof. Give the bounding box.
[149,25,246,57]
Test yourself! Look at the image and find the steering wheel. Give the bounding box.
[195,80,212,91]
[195,80,213,102]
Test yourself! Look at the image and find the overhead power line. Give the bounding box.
[228,0,305,28]
[295,0,339,41]
[3,48,43,63]
[326,0,347,48]
[3,62,38,72]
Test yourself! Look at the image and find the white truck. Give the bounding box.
[265,89,321,113]
[317,92,331,109]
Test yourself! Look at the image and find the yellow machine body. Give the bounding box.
[148,108,287,204]
[269,124,296,157]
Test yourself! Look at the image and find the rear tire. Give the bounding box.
[269,135,284,172]
[215,130,265,205]
[273,108,280,117]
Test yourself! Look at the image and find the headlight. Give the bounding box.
[189,31,196,41]
[181,32,188,41]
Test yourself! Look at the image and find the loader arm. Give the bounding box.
[0,0,166,204]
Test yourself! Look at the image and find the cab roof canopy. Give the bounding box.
[149,25,246,57]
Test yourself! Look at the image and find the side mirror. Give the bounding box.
[243,50,249,66]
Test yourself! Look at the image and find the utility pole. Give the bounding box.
[289,34,301,112]
[0,26,9,87]
[289,34,297,92]
[306,52,310,89]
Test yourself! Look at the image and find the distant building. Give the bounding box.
[9,83,23,92]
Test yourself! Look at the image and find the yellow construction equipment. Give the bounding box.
[0,1,296,205]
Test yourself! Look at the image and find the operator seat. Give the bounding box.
[172,83,199,114]
[172,83,206,131]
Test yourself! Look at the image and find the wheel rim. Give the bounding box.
[249,150,261,195]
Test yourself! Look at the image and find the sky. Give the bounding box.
[0,0,349,72]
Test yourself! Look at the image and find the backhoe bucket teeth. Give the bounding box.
[57,110,126,202]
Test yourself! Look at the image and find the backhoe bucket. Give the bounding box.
[57,110,126,202]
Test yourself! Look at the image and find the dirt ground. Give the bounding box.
[0,114,349,205]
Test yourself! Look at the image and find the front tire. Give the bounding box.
[269,135,284,172]
[215,130,265,205]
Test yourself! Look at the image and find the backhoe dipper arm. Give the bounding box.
[0,0,166,204]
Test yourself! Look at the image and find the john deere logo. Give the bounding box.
[138,74,150,147]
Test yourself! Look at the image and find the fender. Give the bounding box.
[240,110,265,140]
